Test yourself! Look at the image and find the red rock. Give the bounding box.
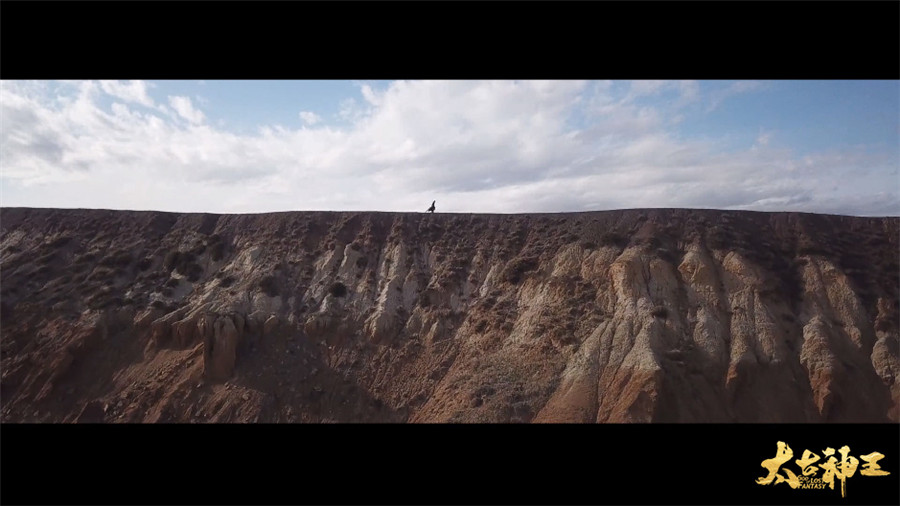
[0,208,897,422]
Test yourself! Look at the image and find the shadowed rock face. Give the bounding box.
[1,207,897,423]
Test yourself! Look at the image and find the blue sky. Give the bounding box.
[1,80,897,215]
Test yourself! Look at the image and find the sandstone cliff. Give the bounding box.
[1,208,897,423]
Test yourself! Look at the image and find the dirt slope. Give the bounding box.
[1,207,897,423]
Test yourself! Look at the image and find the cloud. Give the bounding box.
[0,80,895,217]
[98,80,155,107]
[628,80,669,97]
[626,80,699,105]
[755,130,772,147]
[167,95,205,124]
[299,111,321,125]
[707,80,768,112]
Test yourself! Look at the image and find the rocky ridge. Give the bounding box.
[1,207,897,423]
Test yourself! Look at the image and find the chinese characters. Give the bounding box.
[756,441,890,498]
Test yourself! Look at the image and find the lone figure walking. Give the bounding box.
[427,200,436,213]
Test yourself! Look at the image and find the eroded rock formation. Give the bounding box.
[1,208,897,422]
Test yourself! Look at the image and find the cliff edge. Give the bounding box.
[1,208,897,422]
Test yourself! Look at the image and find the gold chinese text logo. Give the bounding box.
[757,441,890,498]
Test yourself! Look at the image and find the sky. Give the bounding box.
[1,80,897,216]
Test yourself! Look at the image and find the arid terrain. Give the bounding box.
[1,207,897,423]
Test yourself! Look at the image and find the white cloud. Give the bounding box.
[299,111,321,125]
[337,97,366,123]
[167,95,205,125]
[99,80,155,107]
[707,80,769,112]
[626,80,699,105]
[0,80,896,217]
[628,80,668,97]
[676,80,700,103]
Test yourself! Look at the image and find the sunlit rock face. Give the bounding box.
[1,207,897,423]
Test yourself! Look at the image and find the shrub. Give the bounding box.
[47,236,72,248]
[260,275,280,297]
[796,236,828,256]
[185,264,202,282]
[137,257,152,271]
[164,250,196,272]
[92,266,116,278]
[164,250,202,280]
[651,306,669,319]
[210,241,226,262]
[163,251,180,271]
[503,257,538,285]
[328,281,348,298]
[657,248,678,264]
[706,227,732,251]
[75,252,97,264]
[36,252,56,264]
[100,251,133,268]
[599,232,628,249]
[219,275,235,288]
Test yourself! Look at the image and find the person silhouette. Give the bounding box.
[427,200,435,213]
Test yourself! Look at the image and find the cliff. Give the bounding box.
[1,207,897,423]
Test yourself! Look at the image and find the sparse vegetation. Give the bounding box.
[209,234,227,261]
[1,205,898,425]
[47,236,72,248]
[706,227,732,251]
[92,266,117,278]
[260,275,280,297]
[796,235,829,256]
[328,281,348,298]
[185,267,202,282]
[99,249,133,268]
[163,250,202,281]
[503,257,538,285]
[163,250,180,271]
[75,252,97,264]
[36,252,57,264]
[599,232,628,249]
